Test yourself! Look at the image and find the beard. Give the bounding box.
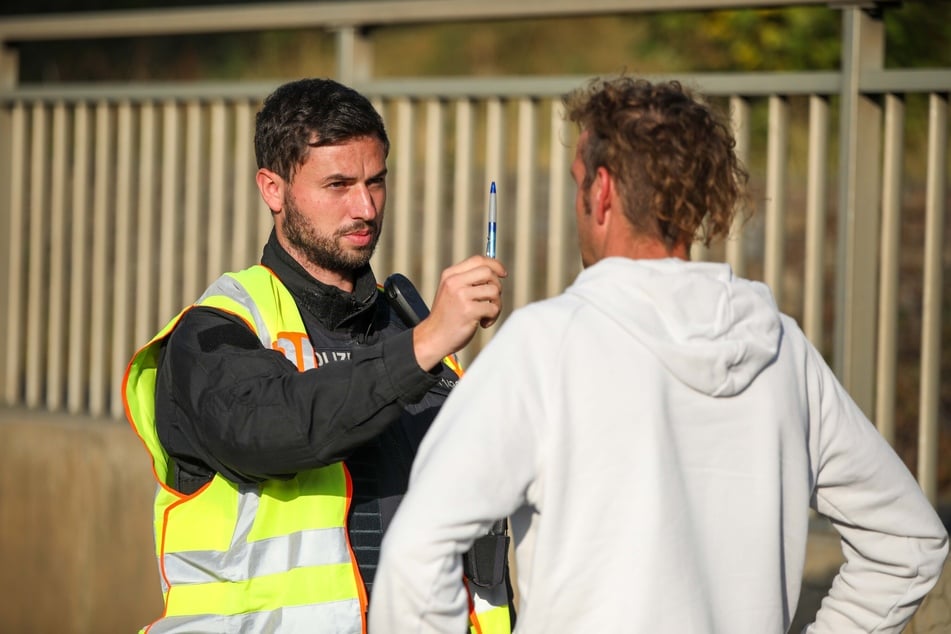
[280,192,381,274]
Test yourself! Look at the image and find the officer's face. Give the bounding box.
[275,136,387,289]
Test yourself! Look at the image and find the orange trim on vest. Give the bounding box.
[341,461,370,629]
[466,579,484,634]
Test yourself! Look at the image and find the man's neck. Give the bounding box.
[606,231,688,261]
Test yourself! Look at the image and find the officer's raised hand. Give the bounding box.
[412,255,507,371]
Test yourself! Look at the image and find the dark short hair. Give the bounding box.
[564,76,750,249]
[254,78,390,181]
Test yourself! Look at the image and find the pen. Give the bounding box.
[485,181,497,258]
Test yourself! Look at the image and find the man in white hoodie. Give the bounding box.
[368,77,949,633]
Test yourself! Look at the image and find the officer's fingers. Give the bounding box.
[466,277,503,304]
[441,256,508,283]
[477,288,503,326]
[445,268,505,302]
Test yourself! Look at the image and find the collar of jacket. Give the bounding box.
[261,229,380,333]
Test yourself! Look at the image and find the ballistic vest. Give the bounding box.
[123,264,510,633]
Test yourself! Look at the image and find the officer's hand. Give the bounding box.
[412,255,507,371]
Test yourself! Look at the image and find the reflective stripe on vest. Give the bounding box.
[145,602,363,634]
[124,265,366,634]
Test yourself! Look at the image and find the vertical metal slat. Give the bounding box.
[391,98,415,279]
[451,98,475,263]
[546,99,571,298]
[24,103,48,408]
[134,101,157,347]
[110,101,135,419]
[206,99,227,278]
[3,104,27,405]
[421,98,445,302]
[3,103,26,405]
[46,102,69,411]
[88,101,114,417]
[917,93,947,504]
[513,97,537,310]
[803,95,830,346]
[67,103,91,414]
[231,100,253,270]
[727,96,751,277]
[182,100,205,304]
[874,93,904,444]
[158,100,181,325]
[764,95,788,307]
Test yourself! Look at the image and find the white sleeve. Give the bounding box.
[369,309,547,633]
[804,339,949,633]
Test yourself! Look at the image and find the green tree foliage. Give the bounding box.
[883,1,951,67]
[635,3,951,72]
[6,3,949,81]
[639,9,841,71]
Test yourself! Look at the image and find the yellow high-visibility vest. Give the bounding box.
[124,264,511,633]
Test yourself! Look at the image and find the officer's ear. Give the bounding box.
[256,168,286,213]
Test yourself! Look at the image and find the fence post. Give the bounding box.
[834,6,884,417]
[336,26,373,85]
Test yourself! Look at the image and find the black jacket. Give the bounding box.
[154,229,458,592]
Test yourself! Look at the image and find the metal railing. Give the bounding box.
[0,1,947,501]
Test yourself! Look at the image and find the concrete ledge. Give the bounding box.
[0,408,162,634]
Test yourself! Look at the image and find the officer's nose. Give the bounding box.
[354,185,378,221]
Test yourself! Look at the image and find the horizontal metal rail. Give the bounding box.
[0,0,842,43]
[5,69,949,106]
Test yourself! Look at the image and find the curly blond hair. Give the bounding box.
[564,77,750,250]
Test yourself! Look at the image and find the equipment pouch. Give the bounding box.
[462,519,509,588]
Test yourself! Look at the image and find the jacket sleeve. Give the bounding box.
[805,336,949,633]
[155,305,438,486]
[370,310,542,633]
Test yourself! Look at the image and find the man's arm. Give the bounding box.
[370,309,543,632]
[155,305,436,487]
[806,337,948,633]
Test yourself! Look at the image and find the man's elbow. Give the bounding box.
[911,528,949,601]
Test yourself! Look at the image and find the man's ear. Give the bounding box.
[255,168,285,213]
[592,166,613,225]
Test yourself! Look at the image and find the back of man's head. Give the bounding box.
[564,77,750,250]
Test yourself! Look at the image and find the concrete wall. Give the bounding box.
[0,408,161,633]
[0,407,947,633]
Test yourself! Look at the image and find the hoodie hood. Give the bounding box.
[567,257,782,397]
